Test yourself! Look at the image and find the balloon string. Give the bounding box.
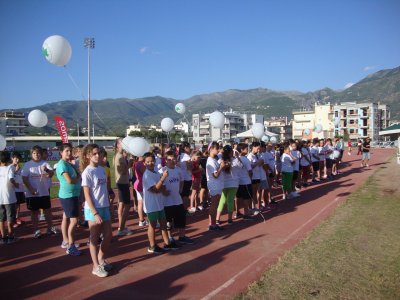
[64,66,86,101]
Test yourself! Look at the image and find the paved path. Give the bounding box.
[0,149,395,299]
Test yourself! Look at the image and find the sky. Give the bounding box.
[0,0,399,109]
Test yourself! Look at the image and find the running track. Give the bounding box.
[0,149,395,299]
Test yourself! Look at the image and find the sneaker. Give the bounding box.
[61,241,69,248]
[270,199,279,204]
[117,228,133,236]
[197,205,204,211]
[138,220,148,227]
[178,236,194,245]
[302,182,310,187]
[47,226,58,235]
[99,260,112,272]
[16,218,22,225]
[92,265,108,278]
[290,192,300,198]
[147,245,165,254]
[227,219,233,225]
[295,186,301,191]
[164,242,180,251]
[7,236,18,244]
[188,207,196,213]
[0,237,7,245]
[39,214,45,221]
[34,230,41,239]
[208,224,223,231]
[366,164,369,167]
[66,244,81,256]
[216,220,221,225]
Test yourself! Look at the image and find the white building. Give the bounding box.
[333,102,390,142]
[264,117,292,141]
[0,111,28,136]
[192,110,264,143]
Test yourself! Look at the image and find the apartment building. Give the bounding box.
[264,117,292,141]
[0,111,28,136]
[333,102,390,142]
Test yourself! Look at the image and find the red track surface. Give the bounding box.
[0,149,395,299]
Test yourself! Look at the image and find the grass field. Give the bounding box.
[239,158,400,299]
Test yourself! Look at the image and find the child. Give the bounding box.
[81,144,113,277]
[206,142,226,231]
[133,155,147,227]
[162,151,194,246]
[291,142,301,192]
[11,152,25,226]
[281,145,298,200]
[98,148,115,220]
[310,139,320,183]
[178,142,193,210]
[0,151,19,244]
[247,142,263,210]
[142,152,177,254]
[21,145,57,238]
[299,140,312,187]
[56,143,82,256]
[188,151,202,213]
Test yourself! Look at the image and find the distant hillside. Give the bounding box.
[1,66,399,136]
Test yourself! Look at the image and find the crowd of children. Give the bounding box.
[0,135,371,278]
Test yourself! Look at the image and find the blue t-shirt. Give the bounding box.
[56,159,81,198]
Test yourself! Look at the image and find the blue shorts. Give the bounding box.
[59,197,80,218]
[84,207,111,222]
[362,152,371,160]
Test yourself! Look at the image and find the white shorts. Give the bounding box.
[135,190,143,201]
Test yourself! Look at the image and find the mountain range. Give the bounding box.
[2,66,399,136]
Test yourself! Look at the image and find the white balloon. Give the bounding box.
[42,35,72,67]
[0,135,6,151]
[161,117,175,132]
[209,111,225,129]
[333,150,341,159]
[270,136,278,144]
[175,103,186,114]
[315,124,323,133]
[28,109,48,128]
[334,117,340,126]
[304,129,310,135]
[261,135,269,142]
[129,137,150,156]
[251,123,265,139]
[121,136,134,152]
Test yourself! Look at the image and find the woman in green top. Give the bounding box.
[56,143,82,256]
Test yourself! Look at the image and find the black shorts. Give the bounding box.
[201,175,207,189]
[26,196,51,211]
[252,179,261,185]
[59,197,80,218]
[117,183,131,204]
[164,204,186,229]
[236,184,253,199]
[15,192,25,204]
[312,162,320,172]
[325,158,333,169]
[0,203,16,222]
[180,180,192,198]
[292,171,299,181]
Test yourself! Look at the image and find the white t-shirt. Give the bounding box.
[318,146,326,161]
[11,165,25,192]
[310,146,320,163]
[155,156,163,172]
[142,169,165,213]
[325,144,334,159]
[300,147,311,167]
[220,158,240,189]
[21,160,52,197]
[264,151,276,174]
[291,150,301,171]
[259,152,268,180]
[0,165,17,204]
[206,157,224,196]
[238,156,252,185]
[247,152,261,180]
[281,153,294,173]
[179,153,192,181]
[159,167,183,207]
[81,165,109,209]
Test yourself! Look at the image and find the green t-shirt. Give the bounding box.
[56,159,81,198]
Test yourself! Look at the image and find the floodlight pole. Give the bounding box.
[84,37,95,144]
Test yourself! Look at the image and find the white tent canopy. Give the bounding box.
[236,129,278,138]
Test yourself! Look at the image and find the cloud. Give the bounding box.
[363,66,375,72]
[344,82,354,89]
[139,47,148,54]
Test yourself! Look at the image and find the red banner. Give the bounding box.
[54,116,69,143]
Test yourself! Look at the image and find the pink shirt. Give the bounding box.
[133,161,146,192]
